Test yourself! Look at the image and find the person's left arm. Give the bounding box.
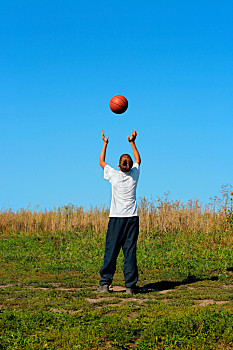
[128,130,141,165]
[99,130,109,169]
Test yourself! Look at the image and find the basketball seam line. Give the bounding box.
[110,101,127,108]
[117,96,128,105]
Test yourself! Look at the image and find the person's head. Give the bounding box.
[118,154,133,172]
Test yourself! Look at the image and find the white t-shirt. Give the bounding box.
[104,163,140,217]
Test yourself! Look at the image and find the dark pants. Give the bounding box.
[99,216,139,288]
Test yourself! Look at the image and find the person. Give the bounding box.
[97,130,141,294]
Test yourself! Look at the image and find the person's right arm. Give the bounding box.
[128,130,141,165]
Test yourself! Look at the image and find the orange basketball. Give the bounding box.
[109,95,128,114]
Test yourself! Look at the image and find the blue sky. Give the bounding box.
[1,0,232,211]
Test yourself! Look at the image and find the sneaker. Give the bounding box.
[96,285,111,293]
[125,286,139,294]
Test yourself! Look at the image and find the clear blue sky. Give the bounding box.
[1,0,232,211]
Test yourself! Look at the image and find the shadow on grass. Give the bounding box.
[136,275,219,294]
[227,267,233,272]
[111,275,220,294]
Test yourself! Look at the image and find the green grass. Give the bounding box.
[0,228,233,349]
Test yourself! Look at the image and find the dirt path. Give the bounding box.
[1,282,232,312]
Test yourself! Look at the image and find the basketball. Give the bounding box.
[109,95,128,114]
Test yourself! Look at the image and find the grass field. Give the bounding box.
[1,190,233,349]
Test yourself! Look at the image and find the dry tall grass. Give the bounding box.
[0,186,232,236]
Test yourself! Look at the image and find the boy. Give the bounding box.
[97,130,141,294]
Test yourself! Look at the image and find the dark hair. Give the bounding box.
[119,154,133,172]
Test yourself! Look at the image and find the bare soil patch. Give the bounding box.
[161,298,169,303]
[86,295,145,308]
[112,285,125,292]
[49,308,83,314]
[158,289,174,294]
[86,297,116,303]
[223,284,233,289]
[0,284,16,288]
[198,299,230,306]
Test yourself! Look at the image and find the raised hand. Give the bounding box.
[101,130,109,143]
[128,130,137,143]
